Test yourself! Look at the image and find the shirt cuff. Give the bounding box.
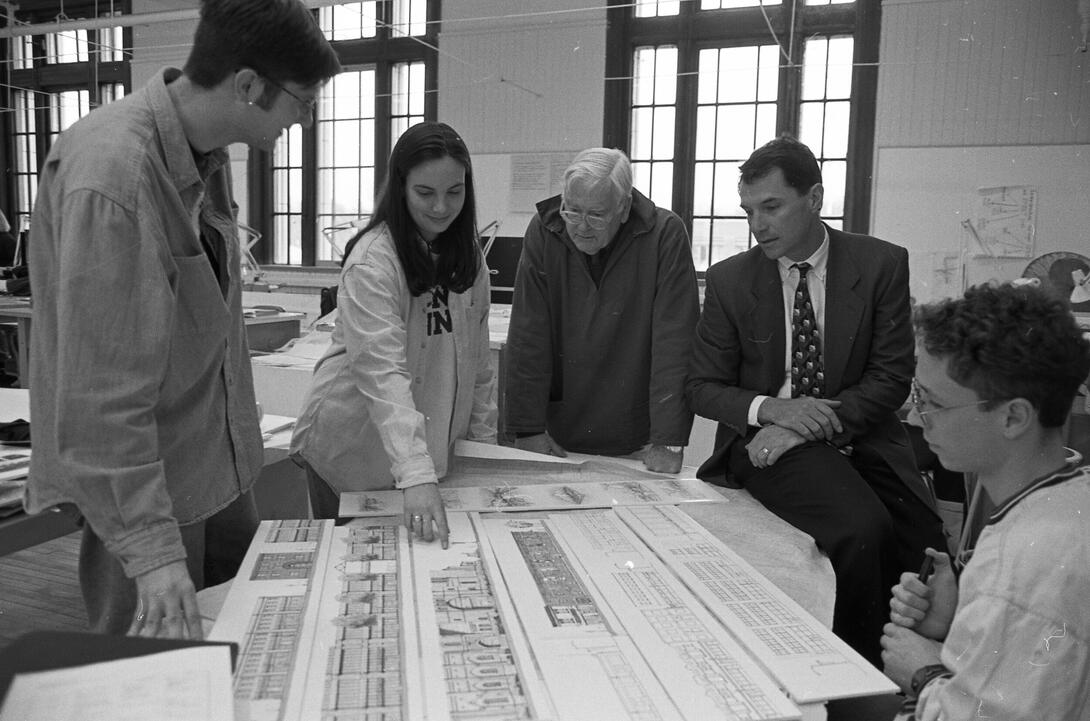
[748,395,770,427]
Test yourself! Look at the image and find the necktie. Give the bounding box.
[791,262,824,398]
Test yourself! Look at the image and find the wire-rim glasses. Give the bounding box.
[559,205,610,230]
[910,377,993,429]
[262,75,318,117]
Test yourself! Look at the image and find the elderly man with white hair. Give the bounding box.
[503,147,700,473]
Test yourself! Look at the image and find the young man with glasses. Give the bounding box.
[504,147,700,473]
[881,282,1090,720]
[25,0,340,639]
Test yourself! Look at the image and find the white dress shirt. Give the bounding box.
[747,228,830,426]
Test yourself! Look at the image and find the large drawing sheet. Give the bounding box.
[616,505,898,702]
[477,511,800,721]
[472,513,683,721]
[339,478,726,517]
[209,520,336,721]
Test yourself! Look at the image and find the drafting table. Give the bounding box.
[206,444,897,721]
[0,298,304,387]
[0,387,299,556]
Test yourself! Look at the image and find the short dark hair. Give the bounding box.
[345,122,481,296]
[183,0,341,90]
[914,283,1090,428]
[739,134,822,192]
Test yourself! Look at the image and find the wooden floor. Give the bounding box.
[0,531,87,651]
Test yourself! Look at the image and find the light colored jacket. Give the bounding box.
[917,464,1090,720]
[291,222,497,491]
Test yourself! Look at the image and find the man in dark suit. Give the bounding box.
[686,136,946,666]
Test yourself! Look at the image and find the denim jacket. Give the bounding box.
[25,68,263,578]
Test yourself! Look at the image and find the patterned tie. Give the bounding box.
[791,262,824,398]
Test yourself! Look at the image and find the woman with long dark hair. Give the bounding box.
[291,122,497,547]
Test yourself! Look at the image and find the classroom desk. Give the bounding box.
[0,387,300,557]
[0,298,305,387]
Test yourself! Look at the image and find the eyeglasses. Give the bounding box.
[910,377,993,429]
[559,205,610,230]
[262,75,318,117]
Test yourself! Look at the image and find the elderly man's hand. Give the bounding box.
[513,432,567,457]
[746,425,807,468]
[643,444,683,473]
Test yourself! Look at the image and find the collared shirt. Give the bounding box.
[25,67,263,579]
[747,228,830,426]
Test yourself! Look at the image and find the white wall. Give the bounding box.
[872,0,1090,302]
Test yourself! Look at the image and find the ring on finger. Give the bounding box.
[760,447,770,456]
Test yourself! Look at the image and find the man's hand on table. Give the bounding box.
[757,397,843,440]
[403,482,449,549]
[643,444,683,473]
[513,432,567,458]
[129,560,203,640]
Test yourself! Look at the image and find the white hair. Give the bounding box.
[562,147,632,206]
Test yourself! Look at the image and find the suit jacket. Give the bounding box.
[686,225,934,508]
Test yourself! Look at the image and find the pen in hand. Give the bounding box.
[917,554,935,584]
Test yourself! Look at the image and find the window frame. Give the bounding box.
[248,1,439,267]
[1,1,132,229]
[603,0,880,252]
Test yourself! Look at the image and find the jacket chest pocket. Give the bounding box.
[164,254,230,393]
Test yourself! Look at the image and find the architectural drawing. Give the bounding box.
[213,507,889,720]
[339,478,725,517]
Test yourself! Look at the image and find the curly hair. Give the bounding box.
[914,283,1090,428]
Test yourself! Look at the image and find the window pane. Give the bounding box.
[798,102,825,154]
[801,37,828,101]
[633,47,658,106]
[632,161,650,195]
[826,36,854,99]
[314,68,379,262]
[822,100,850,158]
[637,0,680,17]
[702,0,781,8]
[694,106,717,160]
[691,218,712,268]
[654,47,678,105]
[717,47,759,103]
[757,45,779,101]
[13,36,34,70]
[821,160,847,218]
[631,107,654,160]
[713,160,740,215]
[649,161,674,210]
[716,105,757,159]
[711,218,750,265]
[320,2,378,40]
[46,30,89,63]
[651,107,675,160]
[693,162,714,216]
[392,0,427,37]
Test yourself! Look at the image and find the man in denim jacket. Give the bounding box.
[25,0,340,638]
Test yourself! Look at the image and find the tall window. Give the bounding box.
[606,0,878,271]
[258,0,436,266]
[2,3,131,230]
